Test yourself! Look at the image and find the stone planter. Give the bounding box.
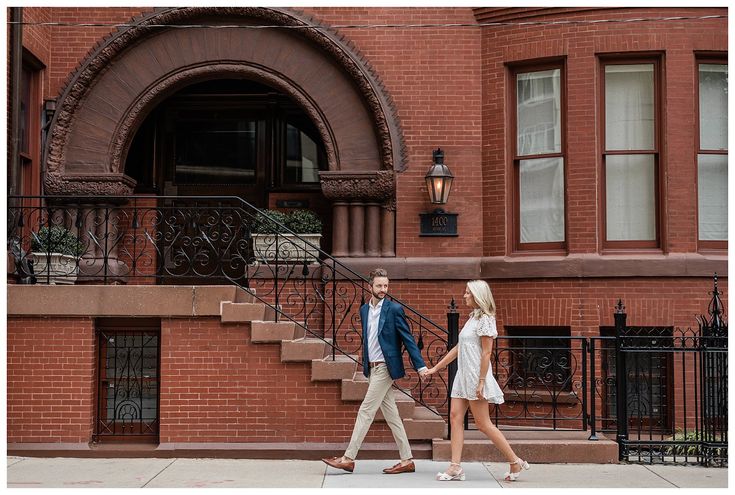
[252,234,322,262]
[29,252,79,285]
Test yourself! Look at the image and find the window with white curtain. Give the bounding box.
[697,63,728,243]
[514,66,565,247]
[602,62,659,245]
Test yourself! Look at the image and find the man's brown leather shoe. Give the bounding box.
[322,456,355,473]
[382,461,416,474]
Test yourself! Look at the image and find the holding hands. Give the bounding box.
[419,367,438,379]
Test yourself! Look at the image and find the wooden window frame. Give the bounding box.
[695,53,728,251]
[509,59,568,254]
[599,53,665,252]
[19,50,43,197]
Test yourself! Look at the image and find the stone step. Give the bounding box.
[341,372,369,401]
[250,321,297,343]
[220,302,275,323]
[311,355,359,381]
[281,338,332,362]
[234,286,256,303]
[403,406,447,440]
[431,430,619,463]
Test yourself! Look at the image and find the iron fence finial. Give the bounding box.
[615,299,625,314]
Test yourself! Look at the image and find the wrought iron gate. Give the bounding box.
[94,320,160,442]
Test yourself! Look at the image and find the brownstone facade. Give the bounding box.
[7,7,728,456]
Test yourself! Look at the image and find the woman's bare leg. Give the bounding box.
[468,400,521,473]
[446,398,469,475]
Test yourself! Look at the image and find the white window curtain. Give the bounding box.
[517,69,561,156]
[606,155,656,241]
[605,65,654,151]
[697,63,727,242]
[520,157,565,243]
[698,154,728,241]
[699,64,728,151]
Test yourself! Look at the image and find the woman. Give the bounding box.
[425,280,530,482]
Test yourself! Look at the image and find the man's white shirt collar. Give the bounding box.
[369,297,385,310]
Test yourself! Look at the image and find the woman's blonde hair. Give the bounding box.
[466,280,496,318]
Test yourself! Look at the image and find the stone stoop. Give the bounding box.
[431,429,619,464]
[220,301,276,323]
[217,297,449,446]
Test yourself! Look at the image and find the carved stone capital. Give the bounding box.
[319,170,394,202]
[44,172,136,197]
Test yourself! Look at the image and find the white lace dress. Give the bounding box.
[450,313,505,403]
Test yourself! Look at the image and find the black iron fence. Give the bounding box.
[613,278,728,467]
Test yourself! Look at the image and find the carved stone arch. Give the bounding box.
[43,6,407,197]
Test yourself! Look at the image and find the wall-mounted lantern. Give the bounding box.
[424,148,454,204]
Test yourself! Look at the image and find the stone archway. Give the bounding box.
[44,7,406,256]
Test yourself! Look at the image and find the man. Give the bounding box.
[322,268,428,474]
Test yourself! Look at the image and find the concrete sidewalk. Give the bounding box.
[6,456,728,488]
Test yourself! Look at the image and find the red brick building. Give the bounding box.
[6,7,727,462]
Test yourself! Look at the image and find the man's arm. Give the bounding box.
[394,304,427,373]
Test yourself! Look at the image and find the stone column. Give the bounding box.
[380,200,396,257]
[331,202,349,257]
[349,202,366,257]
[365,203,381,257]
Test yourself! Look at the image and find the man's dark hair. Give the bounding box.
[368,268,388,284]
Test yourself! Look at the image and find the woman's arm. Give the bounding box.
[424,345,459,375]
[475,335,494,397]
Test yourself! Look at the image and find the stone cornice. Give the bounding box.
[333,254,728,280]
[44,172,136,196]
[319,170,395,202]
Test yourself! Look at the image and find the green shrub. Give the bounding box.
[31,226,85,256]
[252,209,322,234]
[286,209,322,234]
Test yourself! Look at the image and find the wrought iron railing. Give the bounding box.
[7,195,450,416]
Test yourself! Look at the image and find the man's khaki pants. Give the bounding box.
[344,363,412,460]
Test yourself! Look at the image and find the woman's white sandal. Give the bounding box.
[436,462,465,481]
[503,458,530,481]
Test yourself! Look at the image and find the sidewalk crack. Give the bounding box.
[6,457,28,469]
[141,458,177,488]
[643,465,679,488]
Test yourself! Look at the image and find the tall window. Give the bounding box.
[697,60,728,248]
[512,63,566,251]
[601,59,661,248]
[17,55,42,197]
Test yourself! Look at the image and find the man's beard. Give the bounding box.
[372,289,386,299]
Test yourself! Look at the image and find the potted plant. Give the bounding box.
[29,226,86,284]
[251,209,322,262]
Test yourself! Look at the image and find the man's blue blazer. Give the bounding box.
[360,298,426,380]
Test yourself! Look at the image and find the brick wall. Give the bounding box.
[160,317,398,444]
[7,317,96,443]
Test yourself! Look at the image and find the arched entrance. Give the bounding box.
[43,7,406,256]
[125,79,328,208]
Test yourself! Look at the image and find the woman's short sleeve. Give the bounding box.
[476,314,498,338]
